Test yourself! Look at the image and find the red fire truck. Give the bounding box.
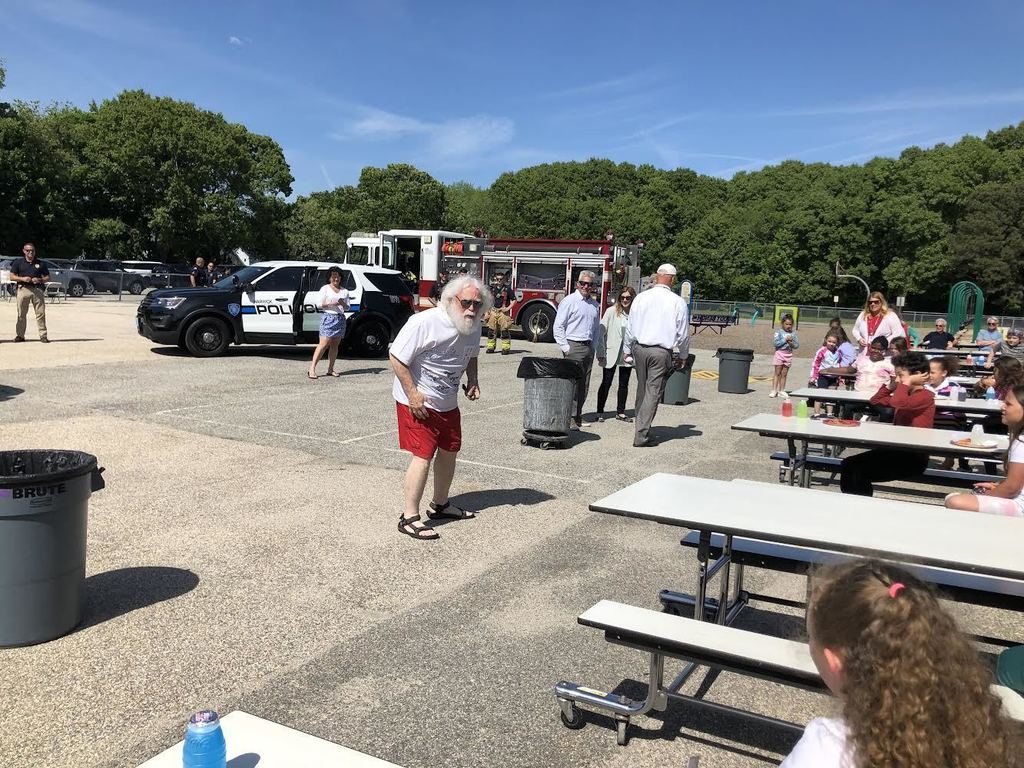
[468,238,640,343]
[345,231,641,342]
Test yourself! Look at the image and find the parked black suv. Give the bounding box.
[72,260,149,295]
[149,263,194,289]
[137,261,416,357]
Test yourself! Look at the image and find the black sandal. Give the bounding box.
[398,514,439,540]
[426,501,476,520]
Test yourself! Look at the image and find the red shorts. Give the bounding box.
[395,402,462,459]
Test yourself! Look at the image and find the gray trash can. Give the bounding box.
[662,354,697,405]
[715,348,754,394]
[516,357,582,448]
[0,450,104,647]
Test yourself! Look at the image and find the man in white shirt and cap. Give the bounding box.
[553,270,602,428]
[623,263,690,447]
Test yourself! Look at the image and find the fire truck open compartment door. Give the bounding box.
[379,234,397,270]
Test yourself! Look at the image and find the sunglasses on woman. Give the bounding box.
[619,295,631,301]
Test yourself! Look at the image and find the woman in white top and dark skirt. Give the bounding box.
[307,267,350,379]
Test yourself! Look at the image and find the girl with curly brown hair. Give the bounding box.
[782,559,1022,767]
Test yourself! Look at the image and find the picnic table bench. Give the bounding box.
[554,474,1024,745]
[690,312,738,334]
[560,601,1024,745]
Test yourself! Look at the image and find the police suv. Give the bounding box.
[137,261,416,357]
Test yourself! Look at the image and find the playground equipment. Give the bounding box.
[947,281,985,342]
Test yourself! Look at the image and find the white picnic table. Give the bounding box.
[137,711,403,767]
[788,386,1002,415]
[589,473,1024,580]
[731,413,1006,487]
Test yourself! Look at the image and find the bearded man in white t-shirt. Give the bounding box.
[390,275,493,541]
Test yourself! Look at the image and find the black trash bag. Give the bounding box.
[714,348,754,360]
[516,356,584,380]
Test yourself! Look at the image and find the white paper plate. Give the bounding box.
[951,438,998,449]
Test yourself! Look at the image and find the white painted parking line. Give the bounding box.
[373,447,586,484]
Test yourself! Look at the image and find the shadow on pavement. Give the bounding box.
[0,385,24,402]
[451,487,555,513]
[227,754,261,767]
[81,566,200,630]
[650,424,703,442]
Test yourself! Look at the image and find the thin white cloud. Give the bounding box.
[541,71,655,100]
[333,106,515,163]
[319,163,335,189]
[760,89,1024,118]
[712,128,930,177]
[228,36,244,47]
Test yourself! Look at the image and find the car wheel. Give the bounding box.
[520,304,556,344]
[183,317,230,357]
[128,280,145,295]
[68,280,86,298]
[350,320,390,357]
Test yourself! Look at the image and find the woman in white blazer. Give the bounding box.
[595,286,637,421]
[852,291,905,349]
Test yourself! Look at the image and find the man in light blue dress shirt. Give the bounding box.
[554,270,602,428]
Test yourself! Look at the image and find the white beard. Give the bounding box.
[446,303,478,335]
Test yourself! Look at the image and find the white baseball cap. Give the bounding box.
[656,263,677,276]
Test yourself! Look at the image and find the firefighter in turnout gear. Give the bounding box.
[485,272,514,354]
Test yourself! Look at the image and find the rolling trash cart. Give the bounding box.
[661,354,697,405]
[0,450,105,647]
[714,347,754,394]
[516,356,582,449]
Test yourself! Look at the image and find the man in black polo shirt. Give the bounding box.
[190,257,208,287]
[11,242,50,342]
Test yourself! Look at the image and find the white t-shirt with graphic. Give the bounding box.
[780,717,852,768]
[316,285,349,315]
[390,307,481,413]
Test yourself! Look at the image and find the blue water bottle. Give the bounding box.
[183,710,226,768]
[986,386,997,401]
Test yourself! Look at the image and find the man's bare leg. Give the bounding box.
[432,448,457,506]
[403,455,431,519]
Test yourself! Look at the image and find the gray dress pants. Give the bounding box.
[564,340,595,422]
[632,344,673,444]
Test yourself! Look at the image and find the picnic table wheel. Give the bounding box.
[615,716,630,746]
[558,702,585,730]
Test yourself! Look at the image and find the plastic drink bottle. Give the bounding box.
[183,710,226,768]
[796,399,809,419]
[949,383,959,401]
[781,397,793,417]
[986,386,997,401]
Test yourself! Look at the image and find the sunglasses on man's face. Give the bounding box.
[458,298,483,310]
[578,280,594,287]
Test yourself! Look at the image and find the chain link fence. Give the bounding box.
[692,300,1024,332]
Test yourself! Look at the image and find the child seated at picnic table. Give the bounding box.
[808,332,843,417]
[818,336,895,394]
[988,328,1024,367]
[927,356,971,471]
[944,383,1024,518]
[839,352,934,497]
[781,559,1022,767]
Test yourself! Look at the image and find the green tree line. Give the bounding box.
[3,66,1024,311]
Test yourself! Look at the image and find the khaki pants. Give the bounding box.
[16,286,47,340]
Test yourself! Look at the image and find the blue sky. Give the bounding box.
[2,0,1023,197]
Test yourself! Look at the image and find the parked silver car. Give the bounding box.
[0,258,96,298]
